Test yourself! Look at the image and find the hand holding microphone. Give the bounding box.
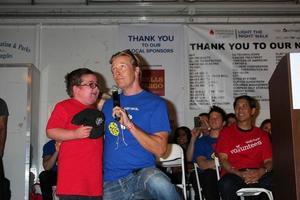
[112,107,132,127]
[112,85,121,121]
[111,86,132,128]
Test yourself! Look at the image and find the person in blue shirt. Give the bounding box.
[39,140,60,200]
[187,106,226,200]
[102,49,180,200]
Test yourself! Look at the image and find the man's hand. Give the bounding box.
[241,168,265,184]
[191,128,201,140]
[112,106,131,128]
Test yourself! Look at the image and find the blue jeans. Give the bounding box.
[103,167,181,200]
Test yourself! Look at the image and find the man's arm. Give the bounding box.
[43,142,60,170]
[218,152,242,177]
[112,106,168,157]
[263,158,272,172]
[186,128,201,162]
[0,115,8,158]
[196,156,215,170]
[242,158,272,184]
[126,123,169,157]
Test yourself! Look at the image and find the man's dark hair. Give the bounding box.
[233,95,257,109]
[198,112,209,118]
[209,105,227,122]
[260,118,271,129]
[226,113,236,120]
[64,68,97,97]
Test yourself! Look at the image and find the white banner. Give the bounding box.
[187,24,300,123]
[118,24,185,129]
[0,26,36,63]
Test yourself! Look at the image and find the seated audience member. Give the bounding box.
[215,95,272,200]
[197,113,210,136]
[39,139,60,200]
[260,119,271,140]
[187,106,226,200]
[226,113,236,127]
[167,126,192,184]
[186,112,210,164]
[174,126,191,151]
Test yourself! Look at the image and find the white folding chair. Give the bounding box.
[193,163,204,200]
[236,188,274,200]
[158,143,187,200]
[158,144,187,200]
[216,157,273,200]
[193,156,221,200]
[214,156,273,200]
[214,157,221,180]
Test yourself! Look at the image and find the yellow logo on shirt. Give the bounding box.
[109,122,119,136]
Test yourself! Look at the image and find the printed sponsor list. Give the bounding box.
[232,53,269,98]
[189,53,232,109]
[189,51,273,110]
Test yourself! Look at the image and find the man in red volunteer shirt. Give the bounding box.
[46,68,103,200]
[215,95,272,200]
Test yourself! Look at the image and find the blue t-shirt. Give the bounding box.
[193,135,217,164]
[42,139,57,171]
[102,90,171,181]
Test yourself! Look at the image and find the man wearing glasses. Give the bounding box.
[46,68,103,200]
[102,50,180,200]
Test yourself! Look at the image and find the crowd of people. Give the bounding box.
[170,96,273,200]
[2,49,274,200]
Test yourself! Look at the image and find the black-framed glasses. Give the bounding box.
[79,82,99,89]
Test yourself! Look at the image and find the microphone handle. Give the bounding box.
[112,91,120,121]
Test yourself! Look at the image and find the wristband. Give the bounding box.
[126,122,134,130]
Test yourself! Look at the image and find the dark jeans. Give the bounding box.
[218,172,272,200]
[39,170,57,200]
[189,169,220,200]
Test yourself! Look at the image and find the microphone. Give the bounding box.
[112,85,120,121]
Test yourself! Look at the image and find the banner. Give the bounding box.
[0,26,36,63]
[119,24,185,128]
[187,24,300,123]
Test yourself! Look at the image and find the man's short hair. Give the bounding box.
[233,95,257,109]
[209,105,227,122]
[198,112,209,118]
[109,49,140,67]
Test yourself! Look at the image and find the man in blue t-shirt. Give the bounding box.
[39,139,60,200]
[102,49,180,200]
[187,105,226,200]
